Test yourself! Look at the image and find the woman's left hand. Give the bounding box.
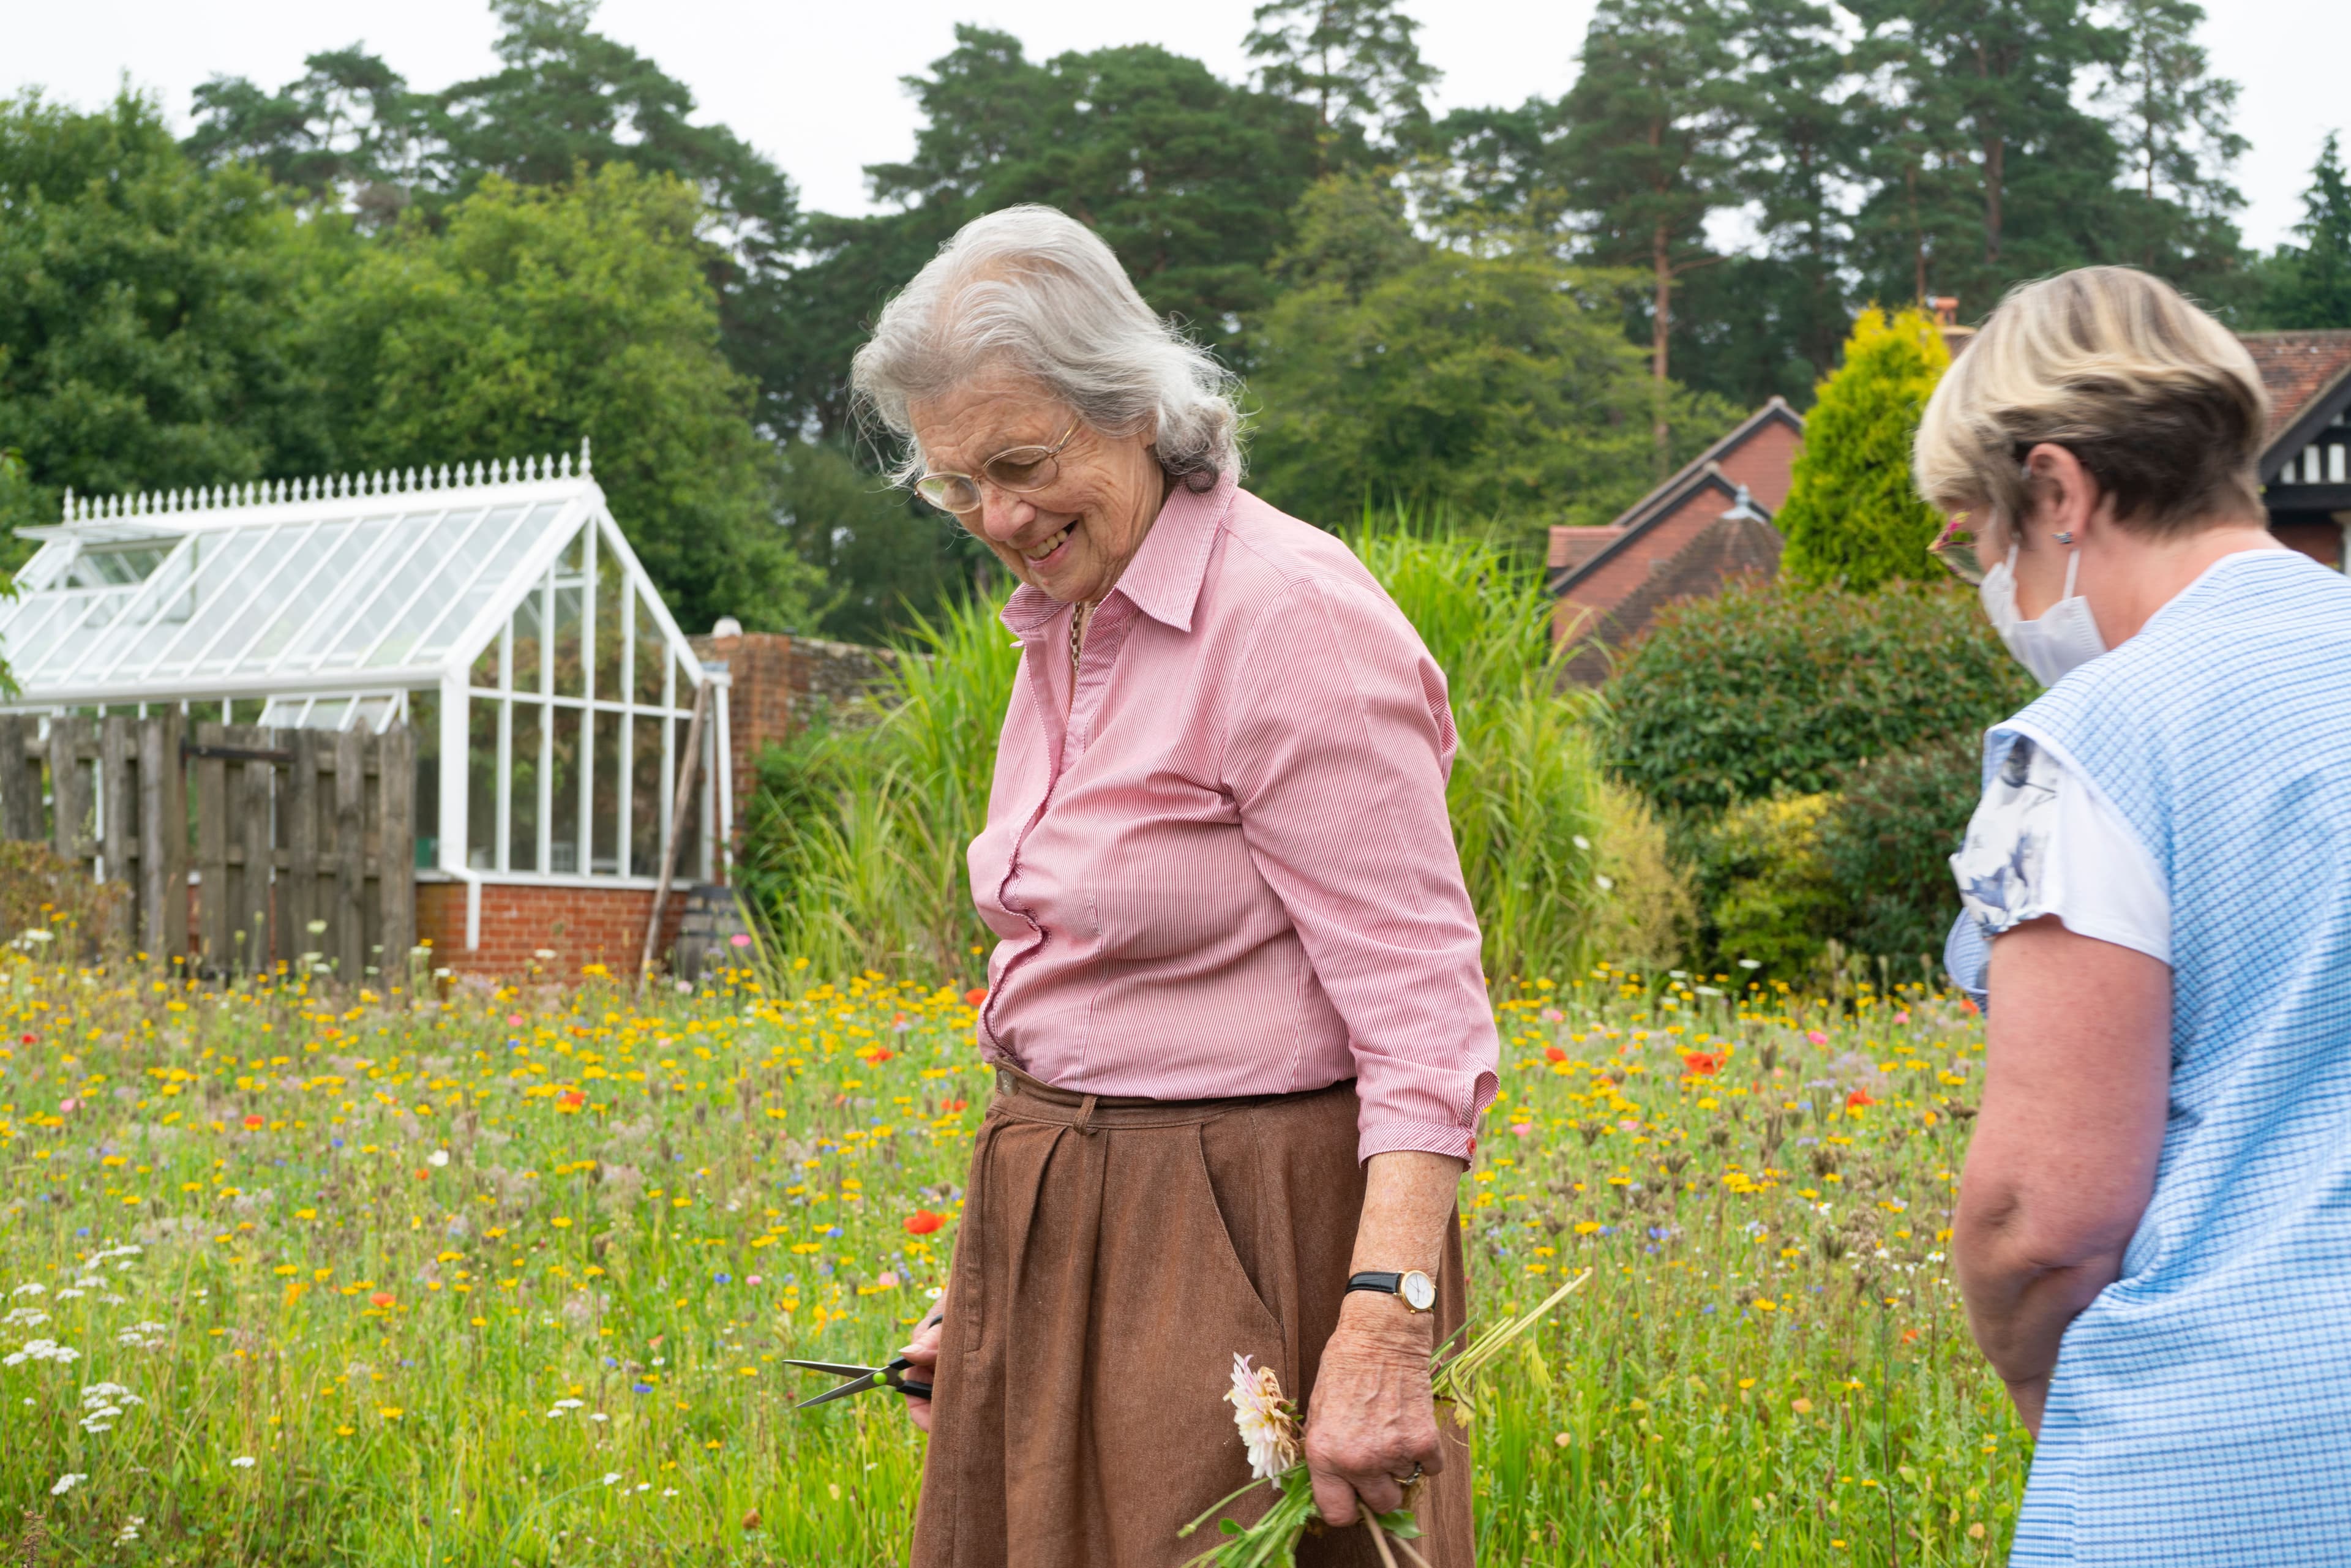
[1301,1297,1445,1526]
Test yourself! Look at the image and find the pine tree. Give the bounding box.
[2263,133,2351,329]
[1558,0,1742,464]
[1245,0,1439,158]
[1777,307,1952,593]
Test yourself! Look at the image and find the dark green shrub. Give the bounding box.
[1604,577,2033,818]
[1818,732,1984,962]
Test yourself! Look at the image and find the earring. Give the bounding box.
[2052,531,2074,545]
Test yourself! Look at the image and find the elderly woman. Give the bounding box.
[1923,266,2351,1562]
[848,204,1495,1567]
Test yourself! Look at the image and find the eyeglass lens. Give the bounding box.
[917,445,1061,514]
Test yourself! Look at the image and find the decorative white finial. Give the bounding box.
[580,435,592,477]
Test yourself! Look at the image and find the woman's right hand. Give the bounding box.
[899,1307,945,1432]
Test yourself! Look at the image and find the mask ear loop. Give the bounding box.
[2062,547,2081,599]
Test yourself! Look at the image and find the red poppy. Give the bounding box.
[904,1210,945,1236]
[943,1098,967,1113]
[963,988,988,1008]
[1681,1051,1724,1077]
[1959,996,1981,1015]
[1543,1046,1567,1063]
[241,1114,264,1130]
[557,1090,587,1111]
[861,1046,896,1065]
[369,1291,394,1310]
[18,1033,32,1044]
[1845,1089,1876,1110]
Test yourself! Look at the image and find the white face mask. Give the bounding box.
[1979,543,2105,686]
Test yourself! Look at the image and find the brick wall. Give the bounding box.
[689,632,902,841]
[416,879,692,980]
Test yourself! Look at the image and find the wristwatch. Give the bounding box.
[1345,1269,1437,1313]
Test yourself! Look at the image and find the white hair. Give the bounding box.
[850,204,1244,490]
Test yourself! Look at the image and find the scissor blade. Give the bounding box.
[795,1371,883,1409]
[781,1359,883,1378]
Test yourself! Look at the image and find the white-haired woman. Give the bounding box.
[1924,266,2351,1562]
[849,205,1492,1567]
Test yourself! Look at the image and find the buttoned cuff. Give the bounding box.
[1357,1119,1479,1165]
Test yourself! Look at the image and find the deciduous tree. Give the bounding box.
[309,165,822,636]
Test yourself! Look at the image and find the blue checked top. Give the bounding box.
[1947,550,2351,1564]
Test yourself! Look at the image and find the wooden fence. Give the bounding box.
[0,714,414,978]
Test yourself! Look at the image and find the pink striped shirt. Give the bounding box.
[969,473,1499,1162]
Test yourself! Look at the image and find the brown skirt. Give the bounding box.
[910,1066,1474,1568]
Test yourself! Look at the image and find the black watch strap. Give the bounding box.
[1346,1270,1405,1296]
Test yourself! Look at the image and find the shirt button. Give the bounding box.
[995,1069,1011,1096]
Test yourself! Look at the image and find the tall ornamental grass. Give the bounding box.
[745,521,1613,984]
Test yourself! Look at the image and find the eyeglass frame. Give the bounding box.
[914,421,1081,515]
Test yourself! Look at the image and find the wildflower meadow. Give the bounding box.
[1,951,2021,1566]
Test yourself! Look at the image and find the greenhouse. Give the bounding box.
[0,444,730,950]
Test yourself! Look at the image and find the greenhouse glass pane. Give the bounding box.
[633,590,664,705]
[176,520,359,678]
[673,713,703,879]
[469,696,500,871]
[319,510,484,670]
[512,583,547,697]
[77,531,263,685]
[245,516,401,671]
[549,707,582,874]
[509,700,542,872]
[362,505,525,669]
[552,580,585,699]
[591,711,620,874]
[412,501,564,673]
[594,541,624,703]
[630,714,663,877]
[471,623,503,692]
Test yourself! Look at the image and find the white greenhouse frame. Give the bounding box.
[0,445,732,949]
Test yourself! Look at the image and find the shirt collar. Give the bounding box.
[999,470,1237,639]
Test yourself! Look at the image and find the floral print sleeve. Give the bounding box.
[1951,736,2061,937]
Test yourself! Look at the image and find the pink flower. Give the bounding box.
[1511,1122,1535,1138]
[877,1271,901,1289]
[1540,1007,1564,1023]
[1805,1030,1829,1047]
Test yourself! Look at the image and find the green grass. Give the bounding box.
[0,956,2022,1565]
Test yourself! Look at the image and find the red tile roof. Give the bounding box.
[2240,332,2351,443]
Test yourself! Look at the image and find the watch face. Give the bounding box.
[1400,1270,1437,1312]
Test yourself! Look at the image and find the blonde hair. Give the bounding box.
[1913,266,2268,539]
[851,204,1243,492]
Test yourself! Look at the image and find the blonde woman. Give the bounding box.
[1919,266,2351,1562]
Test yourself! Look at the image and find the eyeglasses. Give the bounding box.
[1927,515,1990,587]
[915,422,1079,514]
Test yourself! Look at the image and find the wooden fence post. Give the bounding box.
[138,712,188,961]
[377,726,415,975]
[0,716,39,842]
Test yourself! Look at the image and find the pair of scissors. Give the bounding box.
[782,1356,934,1409]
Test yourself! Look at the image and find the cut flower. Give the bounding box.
[1223,1353,1302,1481]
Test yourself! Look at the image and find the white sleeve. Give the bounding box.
[1949,732,2170,966]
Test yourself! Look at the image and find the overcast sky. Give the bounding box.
[12,0,2345,255]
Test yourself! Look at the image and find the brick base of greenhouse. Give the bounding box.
[414,880,692,981]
